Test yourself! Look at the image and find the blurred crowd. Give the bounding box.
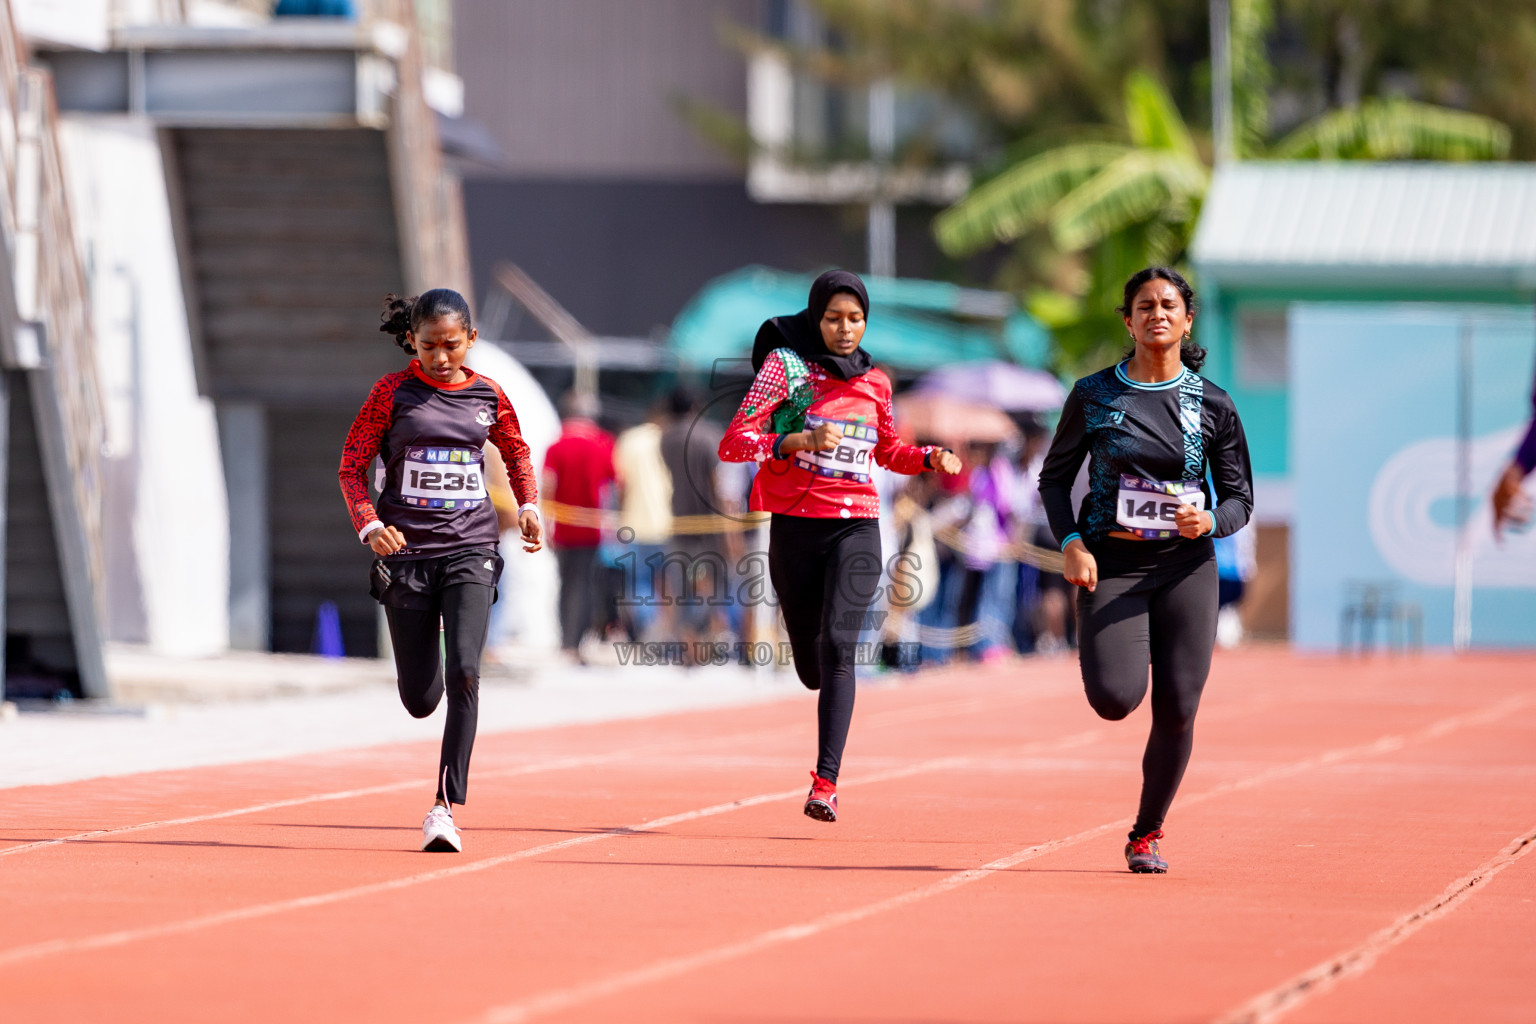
[509,385,1256,669]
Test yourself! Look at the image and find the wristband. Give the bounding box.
[772,433,789,460]
[358,519,385,544]
[517,502,539,518]
[1059,532,1082,552]
[924,447,952,470]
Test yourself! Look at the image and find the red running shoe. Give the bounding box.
[1125,829,1167,873]
[804,771,837,822]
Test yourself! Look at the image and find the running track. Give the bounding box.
[3,650,1534,1023]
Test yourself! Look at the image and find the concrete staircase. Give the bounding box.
[171,127,406,656]
[37,2,471,660]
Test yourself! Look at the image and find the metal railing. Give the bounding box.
[4,25,107,585]
[0,0,109,694]
[370,0,472,297]
[26,69,107,594]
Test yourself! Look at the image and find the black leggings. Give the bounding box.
[1075,542,1218,835]
[768,513,882,784]
[387,582,495,806]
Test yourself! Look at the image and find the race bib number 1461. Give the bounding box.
[1114,475,1205,539]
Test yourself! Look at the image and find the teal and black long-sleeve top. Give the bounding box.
[1038,361,1254,550]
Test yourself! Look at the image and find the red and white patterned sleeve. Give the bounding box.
[871,377,937,475]
[487,382,538,508]
[339,373,404,541]
[718,350,791,464]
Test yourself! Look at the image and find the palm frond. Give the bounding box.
[933,141,1127,255]
[1271,98,1512,160]
[1122,71,1198,159]
[1050,150,1208,252]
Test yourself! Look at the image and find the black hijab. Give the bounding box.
[750,269,875,380]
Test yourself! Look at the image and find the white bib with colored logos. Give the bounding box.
[400,447,487,508]
[793,413,878,482]
[1115,475,1205,539]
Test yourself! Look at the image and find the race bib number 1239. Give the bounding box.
[400,447,487,508]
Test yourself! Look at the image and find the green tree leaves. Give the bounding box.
[1271,98,1511,160]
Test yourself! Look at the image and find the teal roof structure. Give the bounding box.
[668,266,1049,373]
[1192,162,1536,289]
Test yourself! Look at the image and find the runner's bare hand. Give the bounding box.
[1063,538,1097,592]
[1492,462,1533,541]
[931,449,963,475]
[1175,505,1213,539]
[808,422,844,451]
[519,509,543,553]
[367,525,408,556]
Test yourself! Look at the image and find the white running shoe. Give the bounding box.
[421,804,461,852]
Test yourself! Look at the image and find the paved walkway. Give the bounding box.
[0,645,807,789]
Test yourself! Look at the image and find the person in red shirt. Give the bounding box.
[543,391,616,659]
[719,270,962,822]
[339,289,542,853]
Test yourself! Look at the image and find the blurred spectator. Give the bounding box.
[274,0,357,16]
[480,444,522,665]
[1009,417,1052,652]
[659,388,731,656]
[884,473,941,670]
[913,464,965,666]
[1031,529,1074,654]
[1214,525,1257,648]
[542,391,614,661]
[954,440,1016,662]
[611,404,672,640]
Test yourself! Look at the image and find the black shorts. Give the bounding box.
[371,547,504,610]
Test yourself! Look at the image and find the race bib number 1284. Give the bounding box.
[792,413,877,482]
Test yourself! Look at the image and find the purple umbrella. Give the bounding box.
[914,360,1066,413]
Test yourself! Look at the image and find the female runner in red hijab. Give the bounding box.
[720,270,962,821]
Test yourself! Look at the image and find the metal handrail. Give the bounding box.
[0,0,109,694]
[30,68,107,603]
[369,0,471,299]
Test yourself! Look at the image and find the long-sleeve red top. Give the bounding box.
[718,349,937,518]
[339,360,537,558]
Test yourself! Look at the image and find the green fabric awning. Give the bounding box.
[668,266,1049,373]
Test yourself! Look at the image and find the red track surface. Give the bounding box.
[2,650,1534,1023]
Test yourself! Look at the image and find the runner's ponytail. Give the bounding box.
[379,289,473,355]
[380,293,417,353]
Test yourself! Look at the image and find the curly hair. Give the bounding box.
[379,289,473,354]
[1117,266,1206,373]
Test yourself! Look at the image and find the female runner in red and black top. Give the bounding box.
[1038,267,1253,873]
[719,270,963,821]
[339,289,542,852]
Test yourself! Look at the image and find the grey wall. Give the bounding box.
[455,0,762,179]
[464,178,864,337]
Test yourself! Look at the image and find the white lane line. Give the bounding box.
[0,686,1049,860]
[1214,825,1536,1024]
[476,816,1137,1024]
[0,753,630,859]
[464,694,1535,1024]
[0,736,1103,970]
